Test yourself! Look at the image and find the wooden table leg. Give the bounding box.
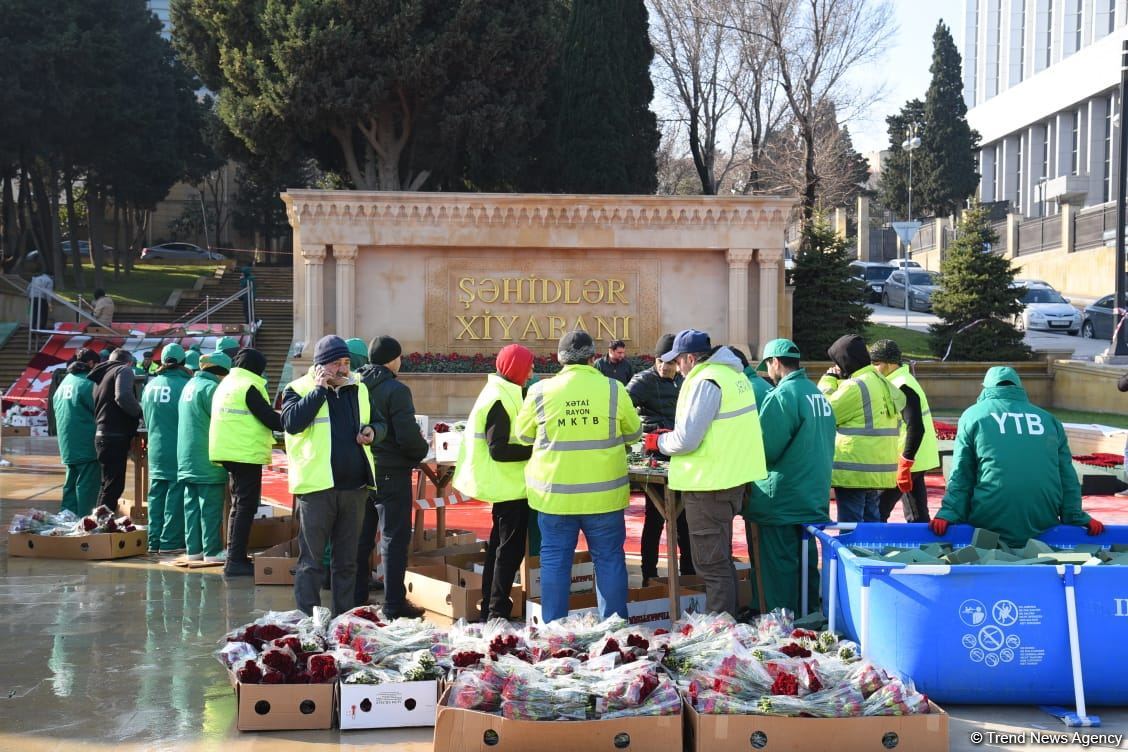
[412,469,426,553]
[746,521,768,615]
[663,486,680,622]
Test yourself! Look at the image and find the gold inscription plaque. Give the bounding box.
[426,256,659,354]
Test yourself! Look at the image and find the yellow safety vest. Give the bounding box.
[818,365,904,488]
[209,367,275,465]
[283,370,374,495]
[887,364,940,472]
[514,364,641,515]
[668,359,767,492]
[452,374,528,503]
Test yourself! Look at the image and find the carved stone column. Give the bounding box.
[333,244,358,339]
[757,248,784,351]
[302,244,327,346]
[726,249,755,348]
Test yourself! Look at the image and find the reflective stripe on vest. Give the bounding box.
[889,365,941,472]
[521,365,632,515]
[283,371,373,496]
[667,358,767,492]
[452,374,528,503]
[829,366,901,489]
[209,367,274,465]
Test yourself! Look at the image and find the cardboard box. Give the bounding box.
[30,426,49,437]
[415,414,429,438]
[684,700,949,752]
[525,585,705,630]
[419,528,478,551]
[2,426,30,437]
[654,567,752,609]
[509,551,595,597]
[404,564,523,620]
[8,529,148,560]
[254,538,300,585]
[247,515,296,550]
[433,687,682,752]
[339,679,439,729]
[228,672,335,731]
[432,430,464,463]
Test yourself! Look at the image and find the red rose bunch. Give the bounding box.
[452,650,486,668]
[770,672,800,696]
[780,642,812,658]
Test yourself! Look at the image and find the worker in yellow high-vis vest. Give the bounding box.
[281,335,384,617]
[818,335,905,523]
[452,344,535,621]
[653,329,767,617]
[209,348,282,577]
[869,340,939,523]
[514,331,642,623]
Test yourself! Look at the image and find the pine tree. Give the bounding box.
[791,218,871,359]
[928,203,1031,361]
[551,0,660,193]
[878,99,925,220]
[917,21,981,217]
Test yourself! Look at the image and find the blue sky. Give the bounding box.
[849,0,965,154]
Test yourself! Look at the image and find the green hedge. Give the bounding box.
[400,352,656,374]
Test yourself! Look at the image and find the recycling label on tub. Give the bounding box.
[958,598,1044,669]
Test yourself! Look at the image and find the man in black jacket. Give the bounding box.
[594,339,634,385]
[625,333,694,585]
[360,335,430,618]
[88,348,142,512]
[282,335,386,615]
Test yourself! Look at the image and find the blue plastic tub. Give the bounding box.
[810,523,1128,705]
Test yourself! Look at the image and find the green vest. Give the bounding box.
[177,371,227,484]
[283,371,374,495]
[819,365,903,488]
[888,364,940,472]
[517,365,639,515]
[141,369,191,480]
[668,360,767,492]
[53,371,96,464]
[452,374,528,503]
[209,367,275,465]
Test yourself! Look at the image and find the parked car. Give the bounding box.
[140,242,226,262]
[1011,281,1081,335]
[28,241,115,259]
[1081,294,1116,339]
[849,261,896,303]
[882,269,940,312]
[891,259,922,268]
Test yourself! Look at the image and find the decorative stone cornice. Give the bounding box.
[757,248,785,265]
[282,191,795,231]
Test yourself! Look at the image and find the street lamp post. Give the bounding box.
[901,124,922,329]
[1114,41,1128,356]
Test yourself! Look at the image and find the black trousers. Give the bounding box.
[878,471,931,523]
[222,461,262,563]
[355,492,381,607]
[640,495,695,580]
[479,499,530,621]
[374,469,414,613]
[95,435,132,512]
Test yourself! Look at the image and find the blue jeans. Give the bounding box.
[835,488,880,523]
[538,509,629,623]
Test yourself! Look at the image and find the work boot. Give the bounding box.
[223,558,254,578]
[383,601,426,620]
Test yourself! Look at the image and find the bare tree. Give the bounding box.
[650,0,753,195]
[735,0,894,220]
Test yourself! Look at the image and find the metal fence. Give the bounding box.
[1015,214,1061,256]
[989,220,1007,254]
[1074,204,1116,251]
[915,222,936,251]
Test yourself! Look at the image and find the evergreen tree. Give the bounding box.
[878,99,925,220]
[917,21,980,217]
[551,0,660,193]
[928,203,1031,361]
[791,218,870,359]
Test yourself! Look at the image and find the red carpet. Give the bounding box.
[260,452,1127,556]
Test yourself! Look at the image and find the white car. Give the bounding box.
[1012,282,1081,335]
[140,242,226,262]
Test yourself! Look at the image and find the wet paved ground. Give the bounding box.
[1,437,1125,751]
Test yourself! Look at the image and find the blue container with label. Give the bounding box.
[811,523,1128,705]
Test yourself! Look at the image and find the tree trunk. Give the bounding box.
[63,170,86,292]
[124,208,134,276]
[801,123,817,222]
[25,162,56,276]
[111,201,122,277]
[85,188,107,291]
[1,171,17,272]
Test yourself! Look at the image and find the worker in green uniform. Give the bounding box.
[216,336,240,359]
[930,367,1104,547]
[141,343,192,554]
[185,346,201,373]
[729,346,773,405]
[52,348,102,515]
[177,352,231,562]
[346,338,369,370]
[744,339,836,615]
